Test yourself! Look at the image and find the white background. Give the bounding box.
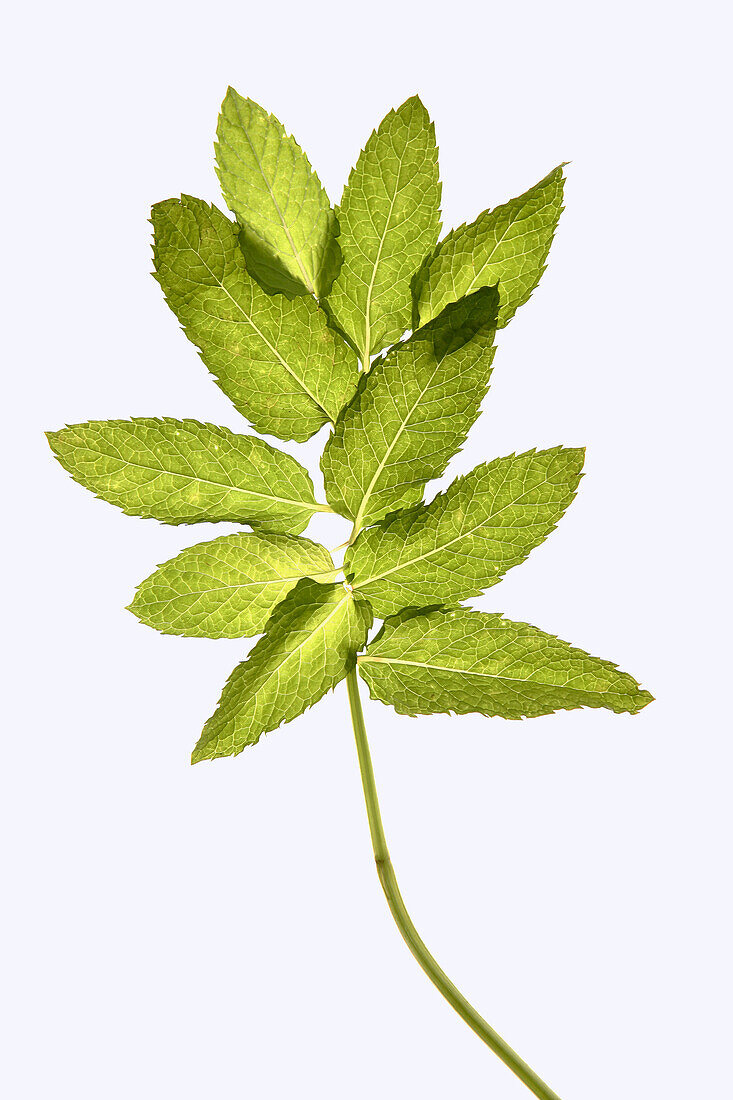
[3,1,731,1097]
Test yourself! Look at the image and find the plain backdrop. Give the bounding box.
[3,1,731,1097]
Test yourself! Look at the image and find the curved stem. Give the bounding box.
[345,666,562,1100]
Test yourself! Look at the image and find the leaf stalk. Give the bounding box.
[345,665,562,1100]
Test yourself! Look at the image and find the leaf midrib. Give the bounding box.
[226,99,317,296]
[95,452,322,513]
[217,590,354,746]
[142,569,337,603]
[352,467,557,589]
[167,214,330,421]
[461,203,531,298]
[358,656,634,699]
[361,182,401,360]
[429,184,556,310]
[350,351,446,530]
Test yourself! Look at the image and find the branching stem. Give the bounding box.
[345,665,562,1100]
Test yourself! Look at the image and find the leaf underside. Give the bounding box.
[359,608,653,719]
[327,95,442,361]
[129,532,335,639]
[215,88,340,299]
[346,447,585,617]
[152,196,358,441]
[193,581,372,761]
[414,165,566,330]
[321,286,499,528]
[46,418,321,533]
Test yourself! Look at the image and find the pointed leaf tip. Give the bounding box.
[192,581,372,762]
[151,196,357,440]
[322,289,500,529]
[46,418,322,531]
[360,609,653,720]
[327,96,441,360]
[130,532,335,640]
[346,447,585,617]
[414,165,566,329]
[215,90,340,298]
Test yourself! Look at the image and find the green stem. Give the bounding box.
[345,666,562,1100]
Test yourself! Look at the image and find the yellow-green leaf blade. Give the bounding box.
[414,165,566,329]
[347,448,584,617]
[129,533,336,639]
[193,581,373,761]
[215,88,340,298]
[46,418,323,532]
[321,288,499,528]
[359,609,653,719]
[327,96,441,361]
[152,196,357,442]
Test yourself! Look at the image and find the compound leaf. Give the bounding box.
[152,196,358,442]
[215,88,340,299]
[321,287,499,529]
[347,447,584,617]
[46,418,325,532]
[327,96,441,362]
[193,581,373,761]
[359,608,653,719]
[414,165,566,329]
[129,533,336,639]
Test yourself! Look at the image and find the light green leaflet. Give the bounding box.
[413,166,566,330]
[327,96,441,364]
[347,448,584,617]
[46,418,326,532]
[215,88,340,299]
[321,287,499,529]
[359,609,653,719]
[152,197,358,442]
[129,533,336,639]
[193,581,373,761]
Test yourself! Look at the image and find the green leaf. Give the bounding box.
[413,166,566,330]
[46,418,326,532]
[347,448,584,618]
[193,581,372,761]
[321,287,499,529]
[215,88,340,299]
[152,197,358,442]
[129,533,336,639]
[359,608,653,719]
[327,96,441,363]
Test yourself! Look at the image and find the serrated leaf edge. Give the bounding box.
[358,609,654,719]
[348,446,585,597]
